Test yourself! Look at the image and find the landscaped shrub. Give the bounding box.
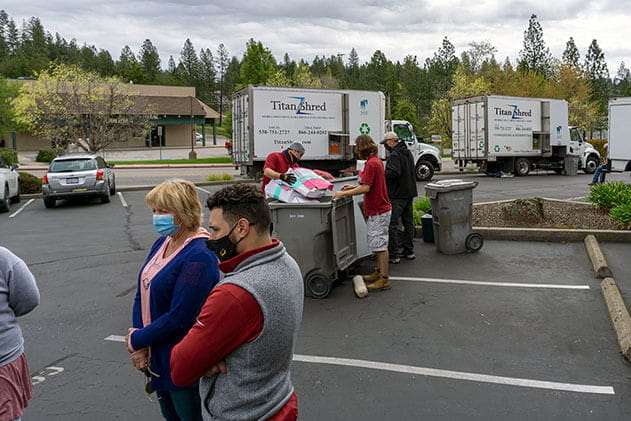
[36,147,64,163]
[413,195,431,225]
[0,148,18,165]
[206,173,234,181]
[588,181,631,210]
[18,172,42,194]
[587,138,607,160]
[610,203,631,229]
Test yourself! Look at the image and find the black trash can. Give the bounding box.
[420,213,434,243]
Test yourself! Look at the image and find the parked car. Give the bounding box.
[0,156,20,213]
[42,153,115,208]
[196,132,203,142]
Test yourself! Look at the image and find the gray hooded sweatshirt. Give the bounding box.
[0,247,40,366]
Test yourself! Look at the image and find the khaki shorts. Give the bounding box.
[367,210,391,252]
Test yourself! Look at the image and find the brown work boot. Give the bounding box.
[362,269,380,283]
[366,275,391,291]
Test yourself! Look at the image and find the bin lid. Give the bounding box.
[424,179,478,193]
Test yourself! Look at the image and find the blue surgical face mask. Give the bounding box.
[153,214,181,236]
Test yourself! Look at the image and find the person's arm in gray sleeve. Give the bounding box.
[8,260,40,317]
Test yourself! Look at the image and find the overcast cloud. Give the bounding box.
[3,1,630,76]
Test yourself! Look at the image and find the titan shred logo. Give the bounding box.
[270,96,327,115]
[494,105,532,120]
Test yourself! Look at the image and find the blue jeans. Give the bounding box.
[157,389,202,421]
[388,198,415,258]
[592,165,607,183]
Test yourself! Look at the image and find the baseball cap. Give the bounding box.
[288,142,305,154]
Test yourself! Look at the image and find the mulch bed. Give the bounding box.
[472,198,625,230]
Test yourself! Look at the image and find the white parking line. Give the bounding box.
[196,186,211,194]
[104,336,612,394]
[9,199,34,218]
[390,276,590,290]
[293,354,615,395]
[117,192,128,208]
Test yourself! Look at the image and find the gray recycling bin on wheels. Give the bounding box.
[424,179,483,254]
[269,195,358,299]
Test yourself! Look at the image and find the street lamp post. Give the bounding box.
[189,96,197,160]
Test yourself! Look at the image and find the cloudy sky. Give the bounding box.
[3,1,630,76]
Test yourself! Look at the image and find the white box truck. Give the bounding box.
[608,97,631,172]
[452,94,600,176]
[232,85,385,178]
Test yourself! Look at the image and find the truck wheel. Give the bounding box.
[415,160,434,181]
[465,232,484,252]
[305,271,332,299]
[514,158,530,176]
[583,155,598,174]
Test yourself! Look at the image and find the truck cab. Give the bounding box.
[570,127,600,174]
[387,119,441,181]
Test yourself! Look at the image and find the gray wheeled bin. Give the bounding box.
[269,195,358,299]
[424,179,483,254]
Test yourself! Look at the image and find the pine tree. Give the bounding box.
[584,39,610,132]
[117,45,143,83]
[180,39,200,86]
[216,43,229,124]
[0,11,9,61]
[562,37,580,68]
[138,39,161,83]
[198,47,216,106]
[240,39,276,85]
[613,62,631,97]
[518,14,553,77]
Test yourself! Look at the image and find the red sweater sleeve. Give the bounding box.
[170,283,263,387]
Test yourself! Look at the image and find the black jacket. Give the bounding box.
[385,141,418,199]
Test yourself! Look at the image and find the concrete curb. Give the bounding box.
[601,277,631,362]
[472,227,631,243]
[17,163,237,171]
[584,235,614,278]
[20,178,256,199]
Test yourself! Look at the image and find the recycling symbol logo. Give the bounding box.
[494,145,500,152]
[359,123,370,134]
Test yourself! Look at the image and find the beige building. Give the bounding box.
[1,81,220,151]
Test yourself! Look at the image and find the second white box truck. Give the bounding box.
[608,97,631,172]
[452,94,600,176]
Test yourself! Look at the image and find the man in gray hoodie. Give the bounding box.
[0,246,40,420]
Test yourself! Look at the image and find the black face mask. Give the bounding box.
[285,149,301,164]
[206,223,242,262]
[384,144,393,152]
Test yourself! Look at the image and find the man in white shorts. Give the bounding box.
[333,134,392,291]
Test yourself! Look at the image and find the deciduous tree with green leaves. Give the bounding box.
[240,39,276,85]
[13,63,154,151]
[0,76,19,136]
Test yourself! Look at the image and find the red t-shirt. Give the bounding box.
[360,155,392,216]
[262,152,298,190]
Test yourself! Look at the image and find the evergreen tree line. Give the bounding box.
[2,11,631,140]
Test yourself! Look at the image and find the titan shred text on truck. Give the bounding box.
[608,97,631,172]
[232,85,386,177]
[451,95,600,176]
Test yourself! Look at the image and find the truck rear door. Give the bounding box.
[232,88,251,165]
[452,99,486,160]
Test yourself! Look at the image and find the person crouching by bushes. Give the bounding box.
[333,135,393,291]
[0,246,40,421]
[126,179,220,421]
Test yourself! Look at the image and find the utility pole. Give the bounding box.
[189,96,197,159]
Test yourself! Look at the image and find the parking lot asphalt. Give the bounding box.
[2,188,631,420]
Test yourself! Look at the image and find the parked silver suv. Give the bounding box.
[42,153,116,208]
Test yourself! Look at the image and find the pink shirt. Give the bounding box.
[140,229,211,328]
